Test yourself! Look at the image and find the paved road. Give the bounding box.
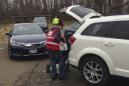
[0,41,39,86]
[0,40,129,86]
[0,40,84,86]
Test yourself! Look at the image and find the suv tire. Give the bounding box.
[81,56,110,86]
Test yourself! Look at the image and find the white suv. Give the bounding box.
[62,5,129,86]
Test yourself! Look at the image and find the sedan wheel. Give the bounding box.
[8,47,13,59]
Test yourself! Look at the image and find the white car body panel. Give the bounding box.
[102,38,129,77]
[69,15,129,78]
[69,35,115,74]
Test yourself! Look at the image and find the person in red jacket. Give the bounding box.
[46,17,65,80]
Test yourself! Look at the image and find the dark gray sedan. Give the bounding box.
[6,23,47,58]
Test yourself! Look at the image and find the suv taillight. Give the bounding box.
[69,36,76,45]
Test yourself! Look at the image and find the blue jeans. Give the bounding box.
[48,50,65,78]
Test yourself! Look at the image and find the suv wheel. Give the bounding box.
[81,56,110,86]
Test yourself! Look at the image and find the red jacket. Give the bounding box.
[46,26,61,51]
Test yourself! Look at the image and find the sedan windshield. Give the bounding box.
[12,24,44,35]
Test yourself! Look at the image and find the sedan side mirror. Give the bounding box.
[6,32,11,36]
[44,30,48,33]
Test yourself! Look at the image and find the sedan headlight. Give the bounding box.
[39,41,45,44]
[10,40,23,47]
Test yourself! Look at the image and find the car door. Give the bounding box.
[102,20,129,77]
[60,5,101,22]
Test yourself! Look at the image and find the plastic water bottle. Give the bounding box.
[56,64,59,74]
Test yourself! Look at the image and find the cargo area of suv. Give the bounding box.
[60,5,101,51]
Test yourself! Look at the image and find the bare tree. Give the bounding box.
[0,0,128,17]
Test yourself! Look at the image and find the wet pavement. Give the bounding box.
[13,61,86,86]
[0,39,86,86]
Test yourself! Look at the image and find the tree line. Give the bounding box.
[0,0,129,17]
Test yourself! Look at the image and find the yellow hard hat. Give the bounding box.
[52,17,60,25]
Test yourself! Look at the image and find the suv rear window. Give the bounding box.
[81,22,114,38]
[70,6,95,18]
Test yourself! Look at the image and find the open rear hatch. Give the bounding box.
[60,5,101,22]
